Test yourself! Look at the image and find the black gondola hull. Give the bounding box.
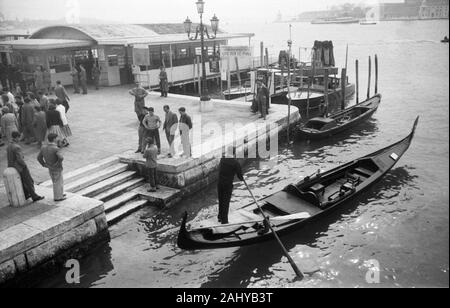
[177,116,418,250]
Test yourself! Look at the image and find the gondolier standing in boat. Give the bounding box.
[218,149,245,224]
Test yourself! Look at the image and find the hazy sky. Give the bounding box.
[0,0,391,23]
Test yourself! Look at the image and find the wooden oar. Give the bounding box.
[199,212,311,230]
[243,179,304,280]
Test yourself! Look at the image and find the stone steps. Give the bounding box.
[76,171,137,198]
[103,191,140,213]
[106,199,149,225]
[94,177,146,202]
[40,156,120,188]
[65,164,129,193]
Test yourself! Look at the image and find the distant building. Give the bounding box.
[380,0,449,20]
[419,0,449,19]
[380,0,422,20]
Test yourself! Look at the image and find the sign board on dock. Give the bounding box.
[221,46,252,58]
[133,46,150,66]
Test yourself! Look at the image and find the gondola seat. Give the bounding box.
[263,185,323,215]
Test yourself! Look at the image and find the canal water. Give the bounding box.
[40,20,448,288]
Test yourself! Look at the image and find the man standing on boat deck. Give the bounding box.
[217,149,245,224]
[256,78,269,120]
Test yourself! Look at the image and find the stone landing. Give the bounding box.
[0,187,107,286]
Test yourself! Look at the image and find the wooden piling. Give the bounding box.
[324,68,329,116]
[367,56,372,99]
[341,68,347,110]
[235,56,241,88]
[260,42,264,67]
[306,60,315,119]
[375,54,378,94]
[265,48,269,67]
[356,59,359,104]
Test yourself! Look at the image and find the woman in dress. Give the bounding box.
[46,103,65,148]
[0,106,19,143]
[55,99,71,147]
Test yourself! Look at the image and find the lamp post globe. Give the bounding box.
[196,0,205,14]
[184,17,192,35]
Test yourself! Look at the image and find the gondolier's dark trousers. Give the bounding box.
[218,182,234,224]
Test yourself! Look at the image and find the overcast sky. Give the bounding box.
[0,0,393,23]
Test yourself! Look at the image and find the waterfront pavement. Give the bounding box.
[0,84,296,197]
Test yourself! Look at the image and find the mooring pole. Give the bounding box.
[345,44,349,70]
[356,59,359,104]
[260,41,264,67]
[367,56,372,99]
[375,54,378,94]
[287,55,292,144]
[341,68,347,110]
[324,68,329,116]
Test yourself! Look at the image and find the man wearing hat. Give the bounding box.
[129,82,148,122]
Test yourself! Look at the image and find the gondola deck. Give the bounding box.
[177,116,419,250]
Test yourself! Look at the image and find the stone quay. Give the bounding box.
[0,86,299,286]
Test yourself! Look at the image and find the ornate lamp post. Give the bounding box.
[184,0,219,104]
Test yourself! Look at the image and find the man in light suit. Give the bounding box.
[37,133,66,201]
[162,105,178,158]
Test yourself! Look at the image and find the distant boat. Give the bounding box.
[223,86,252,100]
[442,36,449,43]
[360,21,377,25]
[311,17,360,25]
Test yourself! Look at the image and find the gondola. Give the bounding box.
[296,94,381,140]
[177,116,419,250]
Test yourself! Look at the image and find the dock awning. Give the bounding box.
[0,39,94,51]
[122,33,254,47]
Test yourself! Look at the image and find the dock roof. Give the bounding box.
[27,24,252,46]
[0,39,93,50]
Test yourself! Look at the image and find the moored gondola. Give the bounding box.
[296,94,381,140]
[177,116,419,250]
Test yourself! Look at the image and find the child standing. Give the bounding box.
[143,137,159,192]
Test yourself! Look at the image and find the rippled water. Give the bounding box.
[40,20,448,288]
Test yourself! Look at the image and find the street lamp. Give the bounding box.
[183,0,219,103]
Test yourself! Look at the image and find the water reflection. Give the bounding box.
[38,242,114,288]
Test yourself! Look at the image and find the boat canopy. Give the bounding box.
[312,41,335,67]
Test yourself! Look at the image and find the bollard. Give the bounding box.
[3,167,26,207]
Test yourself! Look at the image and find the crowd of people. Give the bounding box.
[0,80,73,203]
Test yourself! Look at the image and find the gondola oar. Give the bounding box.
[243,179,304,280]
[198,212,312,230]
